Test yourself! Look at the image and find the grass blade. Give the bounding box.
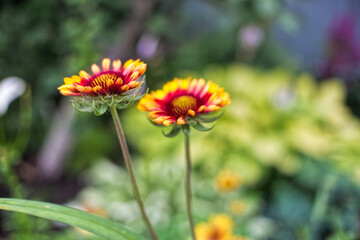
[0,198,148,240]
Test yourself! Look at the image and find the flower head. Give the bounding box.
[320,12,360,79]
[195,214,250,240]
[137,77,230,135]
[58,58,147,115]
[215,170,242,193]
[195,214,233,240]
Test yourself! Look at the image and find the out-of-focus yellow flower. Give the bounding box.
[75,203,108,236]
[82,202,107,218]
[195,214,251,240]
[230,237,251,240]
[195,214,233,240]
[215,170,241,192]
[209,214,234,234]
[229,200,246,215]
[137,77,230,127]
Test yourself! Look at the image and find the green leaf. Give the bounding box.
[0,198,148,240]
[191,122,215,132]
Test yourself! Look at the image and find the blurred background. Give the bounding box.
[1,0,360,239]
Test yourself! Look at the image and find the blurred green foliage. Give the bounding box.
[1,0,360,239]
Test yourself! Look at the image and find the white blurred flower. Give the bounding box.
[0,77,26,116]
[248,217,276,239]
[273,87,295,110]
[136,33,159,60]
[239,24,264,51]
[108,201,139,222]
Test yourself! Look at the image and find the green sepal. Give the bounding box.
[116,98,135,110]
[114,88,144,110]
[191,122,215,131]
[182,125,190,135]
[196,110,224,123]
[132,77,148,101]
[162,126,181,138]
[70,75,147,114]
[185,119,198,126]
[134,88,149,101]
[108,97,116,108]
[93,102,108,116]
[71,99,94,112]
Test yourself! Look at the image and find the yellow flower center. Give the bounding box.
[170,95,197,117]
[90,72,120,87]
[209,228,223,240]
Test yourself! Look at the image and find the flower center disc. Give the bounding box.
[90,72,119,87]
[170,95,197,117]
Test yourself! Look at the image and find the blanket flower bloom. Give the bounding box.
[137,77,230,135]
[58,58,159,239]
[138,77,230,238]
[138,77,230,239]
[58,58,147,115]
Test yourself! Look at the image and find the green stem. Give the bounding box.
[309,174,337,240]
[184,133,196,240]
[109,106,159,240]
[0,118,6,144]
[0,156,22,198]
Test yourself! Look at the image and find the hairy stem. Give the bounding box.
[185,133,196,240]
[109,105,159,240]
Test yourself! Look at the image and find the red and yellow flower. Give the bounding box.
[137,77,230,128]
[58,58,146,97]
[58,58,147,115]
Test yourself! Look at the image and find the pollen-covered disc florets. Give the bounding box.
[137,77,230,135]
[58,58,147,115]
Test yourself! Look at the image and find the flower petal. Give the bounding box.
[91,64,101,74]
[79,70,91,80]
[120,85,129,92]
[177,117,186,125]
[112,59,122,72]
[102,58,111,71]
